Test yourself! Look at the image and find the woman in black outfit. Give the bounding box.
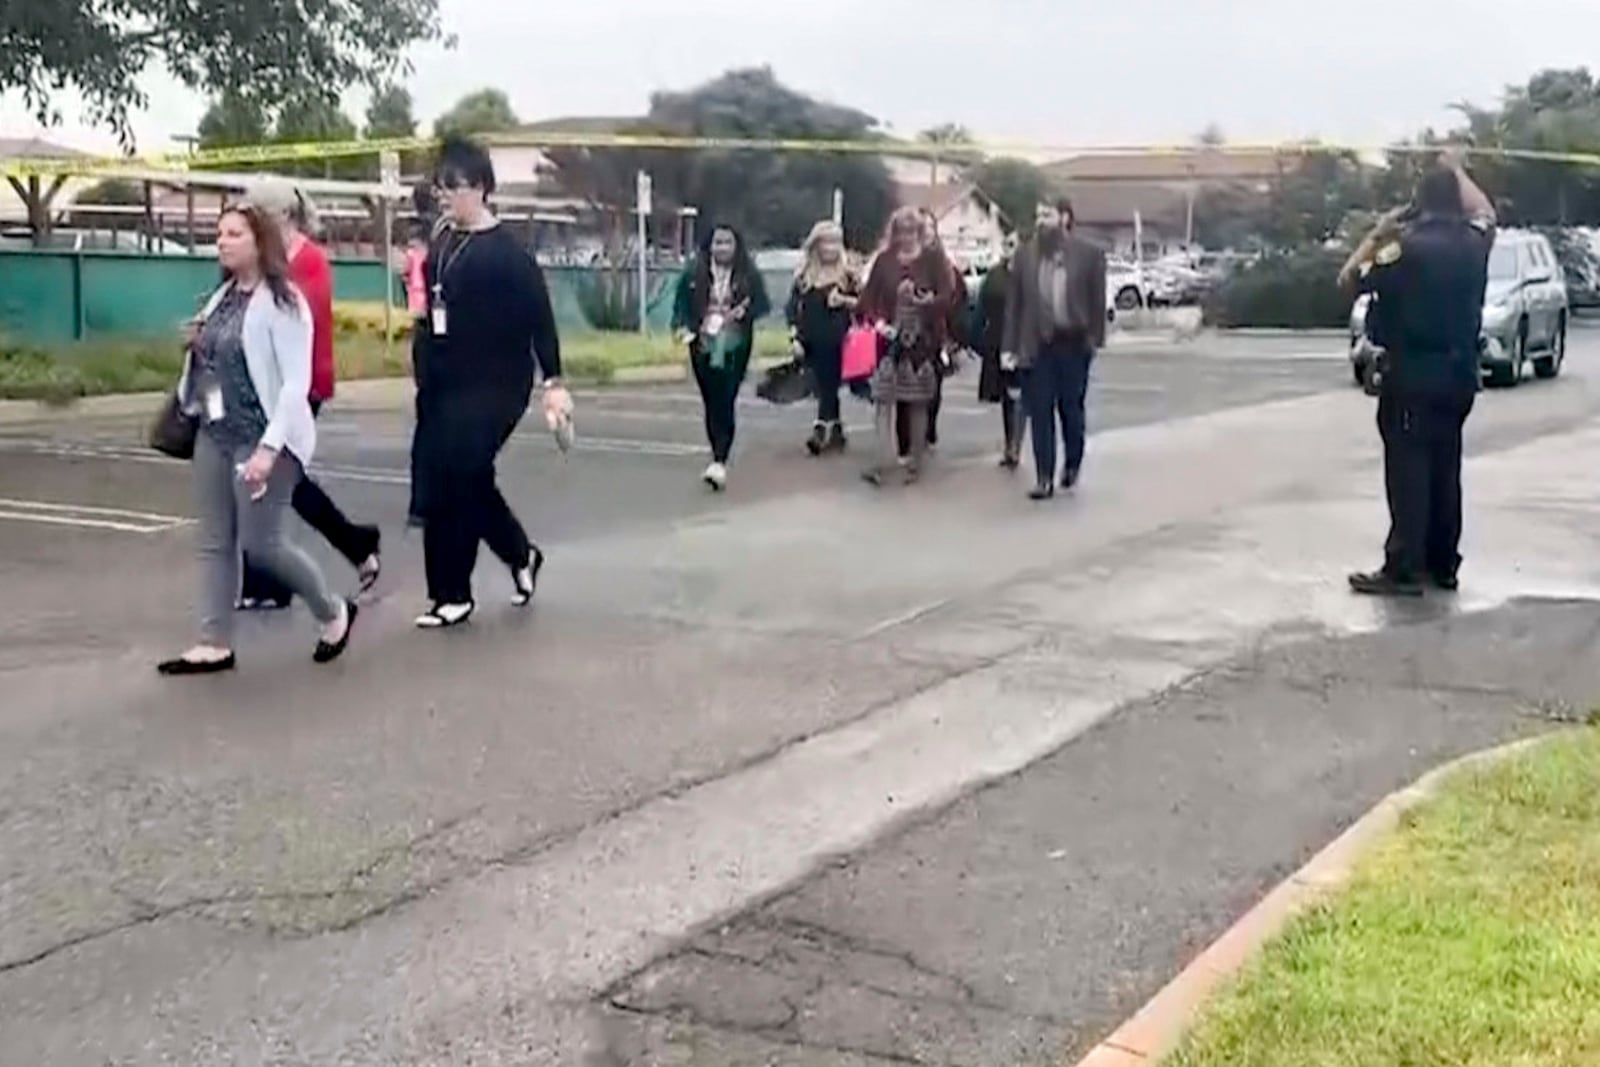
[671,223,771,491]
[786,219,859,456]
[975,236,1026,468]
[410,135,569,629]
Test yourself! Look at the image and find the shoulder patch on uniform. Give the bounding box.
[1374,241,1402,266]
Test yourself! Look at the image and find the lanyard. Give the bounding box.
[432,230,476,299]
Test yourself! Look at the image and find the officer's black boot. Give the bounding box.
[1348,569,1424,598]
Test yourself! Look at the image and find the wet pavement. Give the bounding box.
[4,330,1600,1064]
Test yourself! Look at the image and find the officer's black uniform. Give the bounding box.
[1354,212,1493,594]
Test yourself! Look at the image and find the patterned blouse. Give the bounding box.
[193,285,267,450]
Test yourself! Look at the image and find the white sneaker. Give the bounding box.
[702,462,727,491]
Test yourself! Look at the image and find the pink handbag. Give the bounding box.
[841,325,879,382]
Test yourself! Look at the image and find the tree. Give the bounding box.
[919,123,973,146]
[967,157,1053,232]
[366,85,418,140]
[918,122,981,169]
[1195,124,1227,147]
[2,0,445,149]
[547,68,896,250]
[272,94,363,179]
[197,94,270,151]
[66,178,147,229]
[434,89,519,138]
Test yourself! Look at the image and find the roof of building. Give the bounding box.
[894,180,1008,224]
[0,136,88,161]
[514,115,639,135]
[1046,148,1292,183]
[1058,181,1192,229]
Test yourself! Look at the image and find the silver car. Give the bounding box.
[1348,228,1569,388]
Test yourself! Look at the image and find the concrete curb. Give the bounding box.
[1218,328,1346,339]
[1067,733,1558,1067]
[0,363,709,427]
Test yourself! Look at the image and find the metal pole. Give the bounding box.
[636,172,650,335]
[382,197,394,375]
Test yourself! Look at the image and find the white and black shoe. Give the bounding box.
[415,601,475,629]
[702,462,727,492]
[512,547,545,607]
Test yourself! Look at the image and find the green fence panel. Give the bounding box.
[0,250,797,343]
[0,252,78,342]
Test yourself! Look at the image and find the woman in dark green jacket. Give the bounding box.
[672,223,771,491]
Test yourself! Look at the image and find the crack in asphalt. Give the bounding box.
[0,807,485,974]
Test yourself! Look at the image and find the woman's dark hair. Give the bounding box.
[434,133,496,195]
[220,203,296,309]
[1055,196,1076,228]
[1417,168,1465,218]
[697,222,757,284]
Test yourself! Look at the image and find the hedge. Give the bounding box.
[1203,248,1354,330]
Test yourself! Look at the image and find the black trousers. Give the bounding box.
[1379,388,1475,581]
[1000,391,1026,456]
[1026,334,1094,482]
[691,343,751,463]
[807,338,843,425]
[422,398,531,605]
[241,399,378,603]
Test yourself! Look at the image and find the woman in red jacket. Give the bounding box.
[238,180,381,609]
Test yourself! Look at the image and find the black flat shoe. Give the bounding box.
[1348,570,1424,598]
[1431,572,1460,592]
[313,600,359,664]
[861,469,884,488]
[999,453,1020,470]
[512,547,545,607]
[1061,468,1080,490]
[1029,482,1055,501]
[158,652,237,676]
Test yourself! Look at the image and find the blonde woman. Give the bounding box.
[784,220,859,455]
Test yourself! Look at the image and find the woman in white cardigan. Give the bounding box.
[158,203,357,675]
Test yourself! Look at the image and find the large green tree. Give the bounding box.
[273,94,363,179]
[434,88,519,138]
[197,93,270,151]
[547,68,895,249]
[366,85,418,139]
[967,157,1053,232]
[1,0,445,149]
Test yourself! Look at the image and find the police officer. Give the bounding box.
[1342,150,1496,597]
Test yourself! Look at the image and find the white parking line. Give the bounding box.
[0,497,191,534]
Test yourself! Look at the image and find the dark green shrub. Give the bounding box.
[574,266,642,332]
[1203,248,1353,329]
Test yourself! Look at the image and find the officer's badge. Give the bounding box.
[1374,241,1402,266]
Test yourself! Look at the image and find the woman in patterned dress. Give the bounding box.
[856,207,959,486]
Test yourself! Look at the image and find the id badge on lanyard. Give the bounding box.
[202,382,226,422]
[430,284,449,337]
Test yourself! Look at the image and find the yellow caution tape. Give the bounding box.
[6,132,1600,179]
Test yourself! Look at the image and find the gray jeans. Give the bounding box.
[193,432,338,645]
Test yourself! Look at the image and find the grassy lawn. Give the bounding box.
[0,326,792,404]
[1166,727,1600,1067]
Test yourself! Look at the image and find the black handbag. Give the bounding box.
[755,356,816,406]
[148,351,197,460]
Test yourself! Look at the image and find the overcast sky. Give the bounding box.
[4,0,1598,156]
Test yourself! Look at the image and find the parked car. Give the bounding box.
[1348,228,1569,389]
[1107,258,1148,313]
